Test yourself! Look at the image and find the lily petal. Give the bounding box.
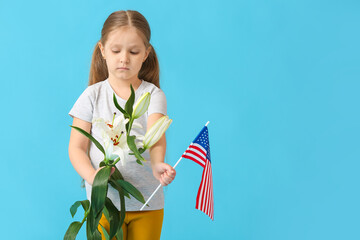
[132,92,151,119]
[143,116,172,149]
[132,122,143,129]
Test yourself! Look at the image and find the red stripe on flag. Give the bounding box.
[208,163,214,220]
[195,160,214,220]
[205,162,211,216]
[191,145,206,156]
[184,149,205,163]
[202,162,209,214]
[181,154,205,168]
[195,164,206,209]
[210,164,214,220]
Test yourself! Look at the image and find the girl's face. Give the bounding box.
[99,26,151,83]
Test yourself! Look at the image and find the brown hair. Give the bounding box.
[89,10,160,88]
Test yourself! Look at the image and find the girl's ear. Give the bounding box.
[98,42,105,58]
[143,45,152,62]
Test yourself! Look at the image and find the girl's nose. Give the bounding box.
[120,52,130,63]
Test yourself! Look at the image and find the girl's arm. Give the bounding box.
[68,117,98,185]
[148,113,176,186]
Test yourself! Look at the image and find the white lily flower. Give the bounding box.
[143,115,172,149]
[136,135,145,141]
[93,114,129,165]
[93,113,146,165]
[132,92,150,119]
[132,122,143,129]
[103,137,120,161]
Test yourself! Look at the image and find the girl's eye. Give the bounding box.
[111,51,139,54]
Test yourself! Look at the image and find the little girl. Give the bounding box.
[68,10,176,240]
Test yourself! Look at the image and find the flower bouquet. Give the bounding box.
[64,85,172,240]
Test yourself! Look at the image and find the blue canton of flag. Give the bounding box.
[193,127,211,163]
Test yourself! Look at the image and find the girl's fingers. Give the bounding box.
[166,172,174,180]
[168,169,176,178]
[161,171,175,186]
[160,179,166,186]
[165,169,176,179]
[161,172,172,181]
[159,176,167,186]
[110,167,115,176]
[156,163,177,186]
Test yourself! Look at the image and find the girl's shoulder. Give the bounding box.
[141,80,167,116]
[86,80,107,92]
[141,80,165,96]
[81,80,108,98]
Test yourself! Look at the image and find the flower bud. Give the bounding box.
[143,115,172,149]
[132,92,151,119]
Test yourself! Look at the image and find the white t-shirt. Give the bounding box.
[69,78,167,211]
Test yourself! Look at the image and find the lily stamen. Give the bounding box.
[107,113,117,128]
[112,112,116,126]
[112,131,124,146]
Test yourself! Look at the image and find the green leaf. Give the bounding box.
[82,200,90,212]
[124,84,135,117]
[138,148,145,154]
[70,202,81,218]
[99,161,106,168]
[116,227,123,240]
[116,180,145,204]
[91,166,111,217]
[87,208,103,239]
[105,197,120,239]
[70,125,105,155]
[94,229,102,240]
[100,225,110,240]
[94,230,102,240]
[86,208,95,239]
[102,206,110,224]
[118,191,126,235]
[127,135,145,162]
[110,166,124,180]
[70,200,90,218]
[108,167,130,199]
[64,221,83,240]
[136,159,143,165]
[113,93,128,117]
[129,148,145,156]
[109,178,130,199]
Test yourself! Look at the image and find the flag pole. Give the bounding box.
[139,121,210,211]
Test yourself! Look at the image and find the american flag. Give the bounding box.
[181,126,214,220]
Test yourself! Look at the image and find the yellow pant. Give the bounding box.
[98,209,164,240]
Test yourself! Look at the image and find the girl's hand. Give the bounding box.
[152,162,176,186]
[90,166,115,185]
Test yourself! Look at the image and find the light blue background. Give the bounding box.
[0,0,359,239]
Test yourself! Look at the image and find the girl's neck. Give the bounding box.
[108,76,142,92]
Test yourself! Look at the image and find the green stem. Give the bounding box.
[81,209,90,225]
[127,118,134,135]
[112,157,121,166]
[104,159,109,165]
